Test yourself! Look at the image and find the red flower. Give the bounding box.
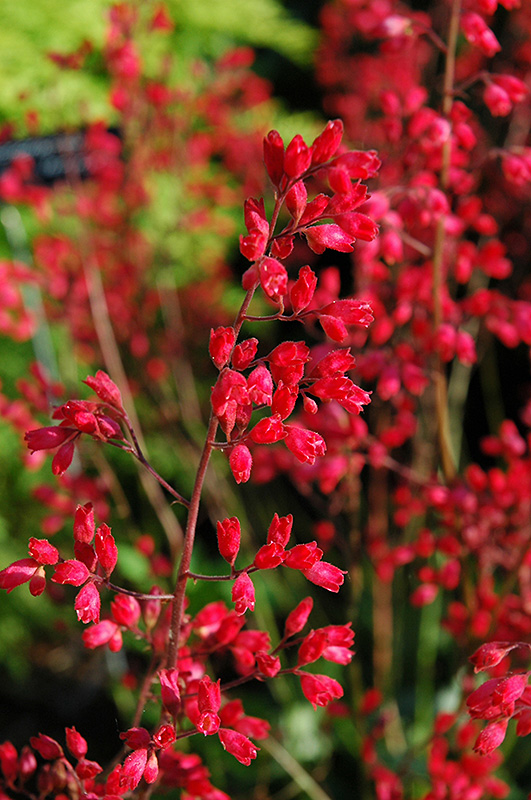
[52,559,90,587]
[209,327,236,370]
[299,672,343,709]
[283,425,326,464]
[159,668,181,718]
[218,728,259,766]
[229,444,253,484]
[75,581,101,624]
[83,370,124,412]
[217,517,241,567]
[232,572,255,615]
[303,561,346,593]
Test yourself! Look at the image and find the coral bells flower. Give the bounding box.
[461,12,501,57]
[229,444,253,483]
[159,668,181,718]
[311,119,344,165]
[52,559,91,586]
[83,370,124,412]
[284,597,313,637]
[95,523,118,575]
[283,425,326,464]
[197,676,222,735]
[232,572,255,615]
[209,326,236,369]
[299,672,344,709]
[217,517,241,566]
[303,561,347,593]
[74,581,101,624]
[218,728,259,765]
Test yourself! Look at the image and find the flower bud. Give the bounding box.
[217,517,241,566]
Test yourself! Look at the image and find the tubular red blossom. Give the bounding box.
[298,629,328,666]
[217,517,241,567]
[120,748,148,791]
[311,119,344,165]
[267,513,293,547]
[283,425,326,464]
[111,594,141,628]
[209,327,236,369]
[143,751,159,784]
[469,642,522,672]
[24,425,76,452]
[256,652,281,677]
[290,265,317,314]
[211,369,250,436]
[474,719,509,755]
[73,503,95,544]
[51,440,76,475]
[283,542,323,570]
[271,383,298,420]
[28,538,59,565]
[461,12,501,57]
[284,597,313,637]
[303,561,346,593]
[65,727,88,760]
[29,734,64,760]
[258,257,288,302]
[152,724,176,750]
[332,150,381,179]
[253,542,285,569]
[82,619,121,650]
[232,338,258,370]
[303,223,355,254]
[299,672,343,709]
[319,299,374,327]
[218,728,259,766]
[232,572,255,615]
[484,82,512,116]
[83,370,124,412]
[76,758,103,780]
[249,414,286,444]
[283,134,312,178]
[263,129,285,187]
[286,180,308,223]
[52,559,90,586]
[247,365,273,406]
[159,669,181,718]
[95,523,118,575]
[229,444,253,483]
[75,581,101,624]
[197,676,222,735]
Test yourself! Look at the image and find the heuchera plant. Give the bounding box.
[0,97,379,795]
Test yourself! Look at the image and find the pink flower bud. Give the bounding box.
[299,672,343,709]
[120,728,151,750]
[75,759,103,780]
[319,299,374,327]
[284,597,313,637]
[111,594,141,628]
[263,129,285,187]
[28,538,59,565]
[29,734,64,760]
[303,561,347,593]
[73,503,95,544]
[217,517,241,566]
[267,513,293,548]
[52,559,90,586]
[84,370,123,411]
[142,586,163,630]
[75,581,101,624]
[218,728,259,765]
[65,727,88,760]
[232,572,255,615]
[290,265,317,314]
[484,82,512,116]
[209,327,236,369]
[159,669,181,718]
[283,134,312,178]
[95,523,118,575]
[229,444,253,484]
